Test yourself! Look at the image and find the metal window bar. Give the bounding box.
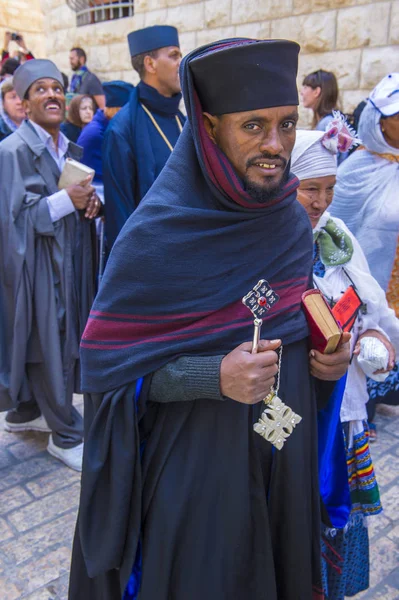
[66,1,134,26]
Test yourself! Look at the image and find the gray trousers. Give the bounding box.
[6,362,83,449]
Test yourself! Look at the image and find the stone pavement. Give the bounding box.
[0,398,397,600]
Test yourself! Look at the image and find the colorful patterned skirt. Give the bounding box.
[321,421,382,599]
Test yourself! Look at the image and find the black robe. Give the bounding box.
[70,340,331,600]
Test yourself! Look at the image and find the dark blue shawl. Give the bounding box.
[81,39,312,393]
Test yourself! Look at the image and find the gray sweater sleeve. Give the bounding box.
[148,355,225,403]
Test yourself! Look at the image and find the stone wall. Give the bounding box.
[3,0,399,123]
[0,0,46,59]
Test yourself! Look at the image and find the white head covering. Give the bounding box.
[330,89,399,291]
[369,72,399,118]
[290,130,337,181]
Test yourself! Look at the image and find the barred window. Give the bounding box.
[66,0,134,27]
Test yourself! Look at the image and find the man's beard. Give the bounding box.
[243,166,290,204]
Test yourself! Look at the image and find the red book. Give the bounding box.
[302,289,343,354]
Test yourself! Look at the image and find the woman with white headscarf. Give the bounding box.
[291,119,399,600]
[330,73,399,437]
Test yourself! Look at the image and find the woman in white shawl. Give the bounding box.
[291,120,399,600]
[330,73,399,436]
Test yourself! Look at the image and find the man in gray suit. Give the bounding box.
[0,59,100,470]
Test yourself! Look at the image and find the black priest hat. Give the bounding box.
[189,39,300,115]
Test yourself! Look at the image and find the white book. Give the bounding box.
[58,158,95,190]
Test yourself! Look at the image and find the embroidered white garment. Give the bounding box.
[314,214,399,422]
[330,100,399,291]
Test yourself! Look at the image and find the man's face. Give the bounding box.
[23,78,65,130]
[69,51,83,71]
[152,46,182,96]
[204,106,298,201]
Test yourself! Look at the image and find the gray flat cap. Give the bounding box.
[13,59,64,100]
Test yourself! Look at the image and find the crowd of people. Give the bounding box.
[0,24,398,600]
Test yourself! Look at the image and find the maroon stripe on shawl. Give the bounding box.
[90,309,211,322]
[82,277,308,346]
[88,276,308,323]
[81,317,253,350]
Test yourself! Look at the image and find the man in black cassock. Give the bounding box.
[70,39,350,599]
[102,25,185,249]
[0,59,100,471]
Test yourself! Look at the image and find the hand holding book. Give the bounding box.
[302,289,351,381]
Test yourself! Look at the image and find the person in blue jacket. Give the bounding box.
[77,81,134,193]
[102,25,185,249]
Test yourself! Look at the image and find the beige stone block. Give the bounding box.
[25,465,80,499]
[375,483,398,521]
[337,3,390,50]
[0,456,57,493]
[144,8,168,27]
[298,105,314,128]
[0,486,32,514]
[136,0,167,11]
[0,578,21,600]
[15,546,71,595]
[108,42,132,72]
[2,511,77,565]
[341,89,369,112]
[8,437,47,461]
[167,3,205,32]
[299,49,362,90]
[205,0,231,28]
[7,482,80,532]
[167,0,199,6]
[390,1,399,44]
[196,26,236,47]
[235,21,271,39]
[51,28,75,53]
[84,17,135,46]
[368,536,398,588]
[360,46,398,88]
[121,70,141,85]
[132,12,146,30]
[87,45,110,74]
[0,517,13,542]
[48,4,75,31]
[271,11,336,53]
[232,0,292,24]
[179,31,197,56]
[293,0,366,14]
[361,586,399,600]
[367,512,392,541]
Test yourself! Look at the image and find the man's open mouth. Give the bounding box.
[45,101,61,111]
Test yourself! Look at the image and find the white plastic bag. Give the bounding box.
[357,336,389,382]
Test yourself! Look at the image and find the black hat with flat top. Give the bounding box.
[189,39,300,115]
[128,26,180,58]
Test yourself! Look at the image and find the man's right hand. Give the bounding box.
[4,32,11,48]
[66,176,95,210]
[220,339,281,405]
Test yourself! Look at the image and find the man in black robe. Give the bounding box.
[70,39,350,598]
[0,59,100,471]
[102,25,185,249]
